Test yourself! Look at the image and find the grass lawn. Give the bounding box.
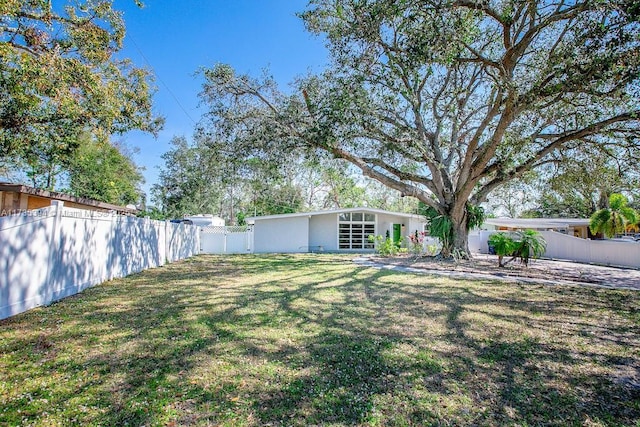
[1,254,639,426]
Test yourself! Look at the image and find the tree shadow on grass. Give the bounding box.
[363,271,640,426]
[254,332,395,424]
[1,254,639,426]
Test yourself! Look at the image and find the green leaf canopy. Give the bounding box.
[0,0,163,160]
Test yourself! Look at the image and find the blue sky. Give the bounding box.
[112,1,328,200]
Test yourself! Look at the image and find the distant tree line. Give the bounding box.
[150,133,418,223]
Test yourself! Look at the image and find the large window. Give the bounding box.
[338,212,376,250]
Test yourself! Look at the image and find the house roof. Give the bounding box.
[246,207,426,224]
[0,182,137,215]
[484,217,590,229]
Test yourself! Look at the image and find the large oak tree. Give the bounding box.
[202,0,639,256]
[1,0,162,163]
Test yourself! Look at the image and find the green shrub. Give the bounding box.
[488,230,546,267]
[488,232,517,267]
[368,235,401,257]
[513,230,547,267]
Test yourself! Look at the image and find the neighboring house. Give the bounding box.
[481,217,593,239]
[0,182,137,216]
[184,214,225,227]
[246,207,428,253]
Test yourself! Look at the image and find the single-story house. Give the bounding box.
[0,182,137,216]
[246,207,428,253]
[481,217,592,239]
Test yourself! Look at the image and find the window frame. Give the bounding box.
[337,212,376,250]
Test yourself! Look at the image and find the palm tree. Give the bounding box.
[589,194,639,238]
[488,232,517,267]
[488,230,547,267]
[513,230,547,267]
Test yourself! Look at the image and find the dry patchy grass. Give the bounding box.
[1,254,639,426]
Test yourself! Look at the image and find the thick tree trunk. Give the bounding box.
[452,220,470,257]
[450,213,470,258]
[598,191,610,210]
[439,200,471,259]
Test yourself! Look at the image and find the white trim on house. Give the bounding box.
[336,211,377,250]
[246,207,424,224]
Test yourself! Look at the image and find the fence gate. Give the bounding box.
[200,225,253,254]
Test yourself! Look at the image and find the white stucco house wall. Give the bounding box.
[246,208,427,253]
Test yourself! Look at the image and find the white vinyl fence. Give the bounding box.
[0,202,200,320]
[200,225,252,254]
[469,230,640,269]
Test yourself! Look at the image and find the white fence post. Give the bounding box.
[45,201,63,302]
[156,219,164,267]
[162,220,173,265]
[110,208,118,279]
